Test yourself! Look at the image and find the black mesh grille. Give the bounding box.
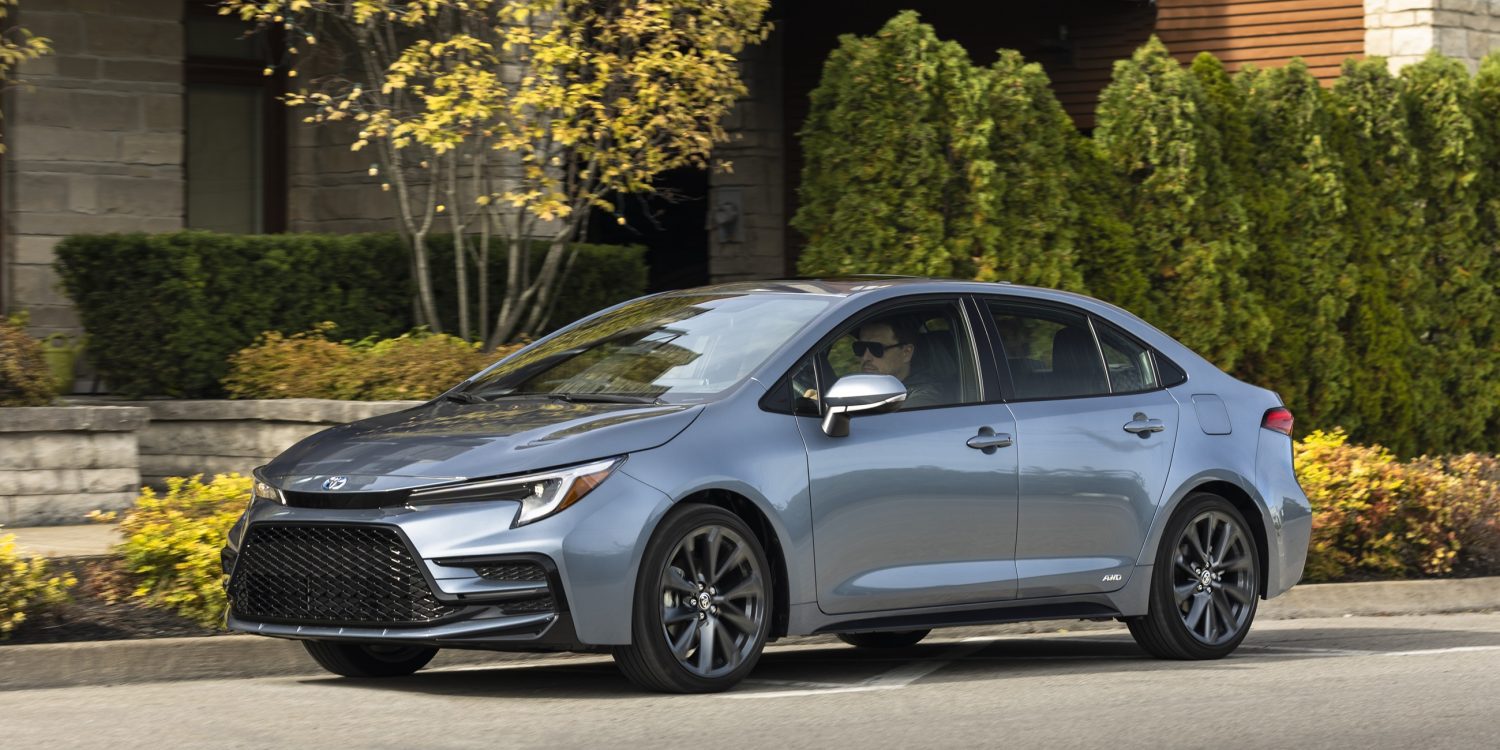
[229,524,460,626]
[474,562,548,582]
[503,596,556,613]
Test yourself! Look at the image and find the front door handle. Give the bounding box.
[1123,412,1165,435]
[967,426,1013,453]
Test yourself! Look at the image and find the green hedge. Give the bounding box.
[55,232,646,398]
[795,15,1500,455]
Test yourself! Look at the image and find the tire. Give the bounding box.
[302,641,438,678]
[1127,493,1260,660]
[613,504,774,693]
[837,630,930,649]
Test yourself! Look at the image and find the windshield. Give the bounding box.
[462,294,833,403]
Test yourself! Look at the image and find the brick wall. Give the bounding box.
[4,0,185,338]
[1366,0,1500,71]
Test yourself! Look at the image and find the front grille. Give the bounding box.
[474,562,548,582]
[503,596,556,613]
[228,524,460,626]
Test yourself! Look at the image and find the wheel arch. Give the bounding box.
[1154,478,1271,598]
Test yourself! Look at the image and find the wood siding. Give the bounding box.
[1154,0,1366,83]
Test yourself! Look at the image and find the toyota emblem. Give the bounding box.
[323,476,348,491]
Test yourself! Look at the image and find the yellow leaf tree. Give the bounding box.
[228,0,769,346]
[0,0,53,152]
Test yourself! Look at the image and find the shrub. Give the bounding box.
[0,312,56,407]
[54,232,646,398]
[1295,430,1500,582]
[223,325,520,401]
[112,474,248,628]
[0,530,77,639]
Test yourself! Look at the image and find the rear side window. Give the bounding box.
[987,302,1109,399]
[1093,318,1159,393]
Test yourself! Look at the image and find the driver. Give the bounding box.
[850,317,944,409]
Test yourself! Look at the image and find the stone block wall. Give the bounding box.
[0,406,148,526]
[120,398,420,488]
[4,0,185,339]
[1366,0,1500,72]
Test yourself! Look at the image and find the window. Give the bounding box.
[809,301,981,410]
[184,1,285,233]
[1093,318,1159,393]
[987,302,1110,399]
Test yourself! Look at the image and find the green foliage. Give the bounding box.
[223,324,519,401]
[112,474,249,628]
[1240,60,1353,434]
[793,12,974,277]
[1296,430,1500,582]
[1401,53,1496,453]
[1093,37,1270,373]
[54,232,646,398]
[0,529,76,639]
[0,311,56,407]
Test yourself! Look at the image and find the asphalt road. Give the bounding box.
[5,612,1499,749]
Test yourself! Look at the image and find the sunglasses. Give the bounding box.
[851,340,907,358]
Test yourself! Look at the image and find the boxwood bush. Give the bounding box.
[54,232,646,398]
[0,313,56,407]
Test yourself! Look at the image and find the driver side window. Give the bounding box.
[811,301,981,411]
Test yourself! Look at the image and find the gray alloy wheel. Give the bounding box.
[302,641,438,678]
[837,630,930,649]
[614,505,773,693]
[1128,493,1259,660]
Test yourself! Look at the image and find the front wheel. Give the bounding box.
[613,505,773,693]
[1127,493,1260,660]
[302,641,438,677]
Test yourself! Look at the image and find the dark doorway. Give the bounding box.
[586,167,710,293]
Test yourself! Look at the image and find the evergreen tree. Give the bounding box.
[1472,52,1500,451]
[793,12,977,277]
[1328,58,1424,456]
[1240,59,1353,433]
[1092,37,1270,371]
[967,50,1084,290]
[1401,53,1496,453]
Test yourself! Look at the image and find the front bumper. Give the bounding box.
[222,469,674,648]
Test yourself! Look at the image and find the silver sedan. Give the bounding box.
[222,278,1312,692]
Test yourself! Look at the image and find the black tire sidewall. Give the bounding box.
[1149,493,1260,659]
[625,504,774,692]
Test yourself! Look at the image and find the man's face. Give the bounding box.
[855,322,913,380]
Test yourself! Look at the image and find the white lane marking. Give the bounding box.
[1377,645,1500,657]
[1243,644,1378,656]
[727,636,997,699]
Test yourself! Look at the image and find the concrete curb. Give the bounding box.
[3,576,1497,691]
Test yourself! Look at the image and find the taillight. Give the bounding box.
[1262,407,1294,436]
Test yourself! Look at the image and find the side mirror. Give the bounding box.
[820,374,907,437]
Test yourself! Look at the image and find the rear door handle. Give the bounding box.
[967,426,1013,453]
[1123,412,1165,435]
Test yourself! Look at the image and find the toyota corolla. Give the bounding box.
[222,278,1311,693]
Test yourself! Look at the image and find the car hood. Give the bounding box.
[262,399,704,492]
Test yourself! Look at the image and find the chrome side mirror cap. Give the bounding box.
[820,374,907,437]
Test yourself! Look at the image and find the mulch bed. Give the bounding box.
[3,556,225,645]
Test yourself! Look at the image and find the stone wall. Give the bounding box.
[708,28,786,282]
[121,398,420,488]
[0,406,148,526]
[4,0,185,339]
[1366,0,1500,72]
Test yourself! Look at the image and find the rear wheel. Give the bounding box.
[1128,493,1260,660]
[837,630,930,649]
[302,641,438,677]
[613,505,773,693]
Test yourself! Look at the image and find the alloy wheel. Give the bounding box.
[658,525,767,679]
[1172,510,1257,646]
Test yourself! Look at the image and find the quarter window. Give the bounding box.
[1093,319,1159,393]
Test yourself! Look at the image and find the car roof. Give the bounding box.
[665,276,1103,307]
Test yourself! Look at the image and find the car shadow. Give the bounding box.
[299,623,1500,700]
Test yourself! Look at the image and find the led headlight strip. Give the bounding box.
[406,457,624,527]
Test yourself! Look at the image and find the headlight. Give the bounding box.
[407,457,623,527]
[251,471,283,505]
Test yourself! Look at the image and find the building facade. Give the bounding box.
[5,0,1500,343]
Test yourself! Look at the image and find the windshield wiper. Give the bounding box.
[546,392,663,405]
[441,391,488,404]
